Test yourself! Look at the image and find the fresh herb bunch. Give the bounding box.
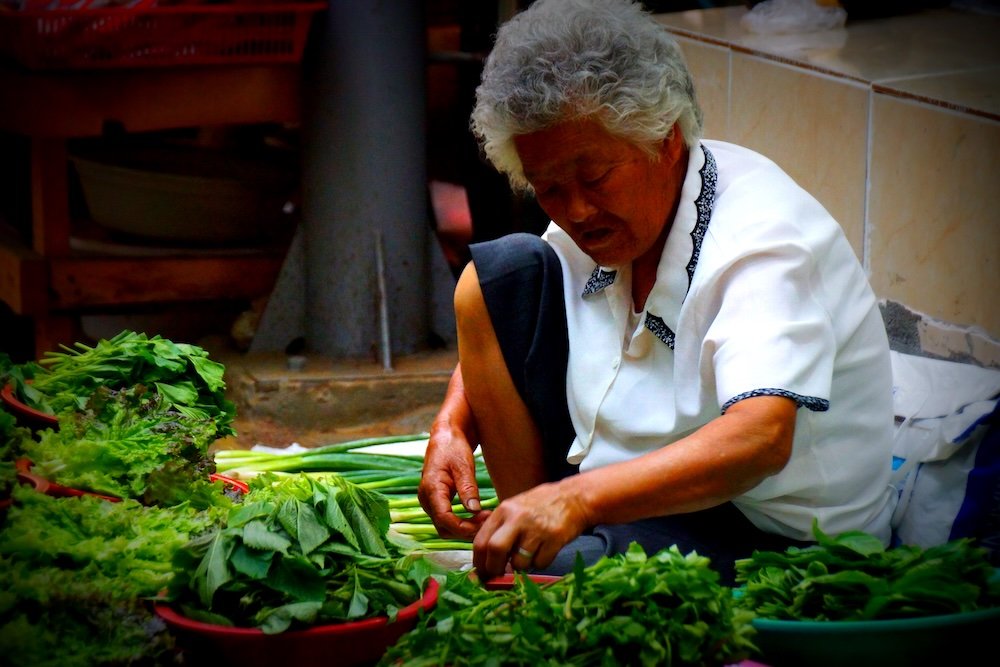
[166,473,441,634]
[381,543,757,667]
[12,330,236,438]
[1,485,225,598]
[0,407,29,500]
[0,597,175,667]
[23,385,227,508]
[1,354,31,498]
[0,486,225,667]
[734,519,1000,621]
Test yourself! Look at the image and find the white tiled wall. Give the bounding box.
[868,95,1000,338]
[728,54,870,258]
[659,6,1000,368]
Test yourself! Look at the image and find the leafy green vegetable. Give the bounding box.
[214,435,497,551]
[0,405,30,499]
[734,519,1000,621]
[0,486,225,666]
[166,473,441,633]
[1,353,33,497]
[0,597,175,667]
[22,385,227,508]
[1,486,224,597]
[381,543,757,666]
[10,330,235,438]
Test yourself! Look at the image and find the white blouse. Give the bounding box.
[543,140,898,543]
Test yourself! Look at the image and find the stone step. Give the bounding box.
[213,348,456,449]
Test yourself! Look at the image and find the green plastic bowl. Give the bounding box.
[751,605,1000,667]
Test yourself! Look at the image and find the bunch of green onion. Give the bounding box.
[213,433,496,551]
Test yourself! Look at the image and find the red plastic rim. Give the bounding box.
[484,573,563,590]
[210,473,249,494]
[154,577,439,637]
[15,458,122,502]
[16,459,248,501]
[1,383,58,427]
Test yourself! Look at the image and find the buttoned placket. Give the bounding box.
[563,143,715,465]
[584,265,640,442]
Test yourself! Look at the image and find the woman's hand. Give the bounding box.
[419,420,490,539]
[418,365,490,539]
[472,478,591,580]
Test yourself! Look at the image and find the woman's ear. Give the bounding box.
[659,122,686,163]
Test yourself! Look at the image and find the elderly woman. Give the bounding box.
[418,0,898,584]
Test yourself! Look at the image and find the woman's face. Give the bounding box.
[514,119,687,269]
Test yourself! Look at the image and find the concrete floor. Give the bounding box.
[208,345,458,452]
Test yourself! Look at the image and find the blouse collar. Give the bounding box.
[580,143,717,349]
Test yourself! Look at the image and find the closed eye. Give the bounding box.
[582,167,615,189]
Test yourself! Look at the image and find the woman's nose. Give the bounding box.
[563,184,597,223]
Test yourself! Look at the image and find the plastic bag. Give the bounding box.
[741,0,847,35]
[887,351,1000,551]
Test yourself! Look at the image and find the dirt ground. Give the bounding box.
[206,344,454,453]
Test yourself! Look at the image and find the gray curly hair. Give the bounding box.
[472,0,703,192]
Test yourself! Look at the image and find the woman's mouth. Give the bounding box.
[579,227,614,250]
[581,227,612,242]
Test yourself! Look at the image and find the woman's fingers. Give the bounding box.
[421,478,483,538]
[472,483,584,579]
[526,539,563,572]
[472,516,513,578]
[453,459,483,513]
[509,540,540,571]
[419,421,484,539]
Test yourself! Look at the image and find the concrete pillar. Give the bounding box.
[302,1,428,359]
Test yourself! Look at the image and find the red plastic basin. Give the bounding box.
[154,577,439,666]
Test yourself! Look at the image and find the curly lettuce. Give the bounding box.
[0,487,225,666]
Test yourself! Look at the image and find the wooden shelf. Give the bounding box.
[0,63,302,356]
[50,253,287,309]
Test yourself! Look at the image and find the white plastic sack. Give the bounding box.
[891,351,1000,422]
[888,351,1000,549]
[740,0,847,35]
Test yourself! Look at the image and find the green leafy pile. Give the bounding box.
[0,599,173,667]
[734,520,1000,621]
[166,473,440,634]
[0,486,225,667]
[381,543,757,666]
[10,330,235,438]
[22,384,227,508]
[0,407,28,500]
[0,353,30,498]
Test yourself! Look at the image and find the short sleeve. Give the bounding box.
[699,238,835,414]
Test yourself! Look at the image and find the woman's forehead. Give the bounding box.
[515,120,637,182]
